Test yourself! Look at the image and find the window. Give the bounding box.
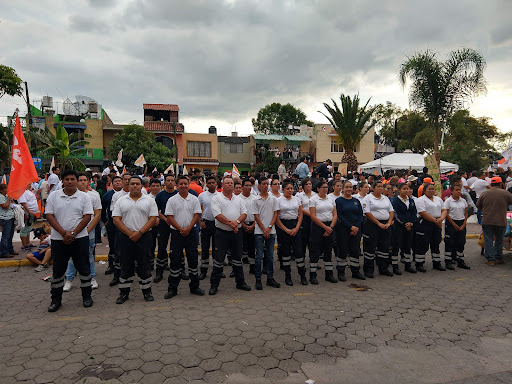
[86,149,94,158]
[331,141,343,153]
[187,141,211,157]
[225,143,243,154]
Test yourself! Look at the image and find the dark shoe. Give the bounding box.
[351,271,366,280]
[221,273,226,278]
[433,262,446,271]
[83,296,93,308]
[104,267,114,275]
[236,282,252,291]
[242,257,249,264]
[190,287,205,296]
[404,265,417,274]
[364,272,374,279]
[249,265,255,275]
[416,265,427,273]
[446,262,456,271]
[181,271,190,280]
[266,278,281,288]
[337,271,346,282]
[9,251,19,256]
[325,274,337,283]
[457,260,471,269]
[310,275,319,285]
[379,269,394,277]
[285,276,293,286]
[164,289,178,299]
[144,292,154,302]
[109,277,119,287]
[209,286,218,295]
[300,276,308,285]
[153,273,163,283]
[255,279,263,290]
[48,301,62,312]
[392,266,402,276]
[116,294,129,304]
[229,271,235,278]
[199,272,207,280]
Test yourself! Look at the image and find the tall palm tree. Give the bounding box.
[320,93,379,171]
[399,48,486,159]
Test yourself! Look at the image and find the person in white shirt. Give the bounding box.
[18,185,39,250]
[472,171,491,224]
[102,163,114,177]
[361,181,395,278]
[353,182,369,204]
[64,173,102,292]
[240,179,256,273]
[47,167,61,195]
[164,176,204,299]
[309,181,338,285]
[198,176,218,280]
[253,177,281,290]
[276,180,306,286]
[414,183,447,272]
[297,178,316,259]
[148,179,162,263]
[278,160,287,183]
[443,184,470,270]
[45,169,94,312]
[209,177,252,295]
[112,176,158,304]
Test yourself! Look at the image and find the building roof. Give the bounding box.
[284,135,312,142]
[144,121,184,132]
[252,134,312,142]
[143,104,179,112]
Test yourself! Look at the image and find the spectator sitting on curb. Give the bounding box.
[26,227,52,272]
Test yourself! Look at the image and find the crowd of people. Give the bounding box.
[1,158,511,313]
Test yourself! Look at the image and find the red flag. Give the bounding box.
[498,158,506,165]
[7,114,39,199]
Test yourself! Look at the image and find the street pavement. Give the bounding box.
[2,240,512,384]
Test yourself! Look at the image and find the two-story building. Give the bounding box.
[217,132,252,174]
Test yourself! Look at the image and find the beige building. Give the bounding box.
[182,131,219,174]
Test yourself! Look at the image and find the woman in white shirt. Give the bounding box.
[276,181,307,286]
[309,181,338,285]
[297,178,316,260]
[328,180,343,204]
[414,183,447,272]
[443,184,470,270]
[353,182,369,204]
[361,181,395,278]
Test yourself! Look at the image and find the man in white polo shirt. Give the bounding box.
[47,166,61,195]
[198,175,218,280]
[209,177,252,295]
[45,169,94,312]
[112,176,158,304]
[164,176,204,299]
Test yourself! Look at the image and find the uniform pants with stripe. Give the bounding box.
[276,219,305,277]
[362,220,391,274]
[51,237,91,302]
[210,228,245,287]
[444,219,466,263]
[155,222,171,274]
[168,229,200,291]
[118,232,152,295]
[335,223,362,273]
[309,221,334,275]
[413,220,442,266]
[301,216,312,260]
[391,222,414,266]
[150,226,158,268]
[106,222,117,269]
[200,220,216,274]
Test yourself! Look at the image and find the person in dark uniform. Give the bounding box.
[101,175,122,275]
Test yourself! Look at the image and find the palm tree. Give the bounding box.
[320,93,379,171]
[399,48,486,159]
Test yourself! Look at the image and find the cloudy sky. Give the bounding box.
[1,0,511,136]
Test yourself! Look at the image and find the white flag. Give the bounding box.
[115,149,123,167]
[134,154,146,167]
[182,165,188,176]
[152,167,158,174]
[49,156,55,174]
[1,174,6,184]
[164,163,174,174]
[232,164,240,178]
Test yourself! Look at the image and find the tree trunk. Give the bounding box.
[342,150,358,172]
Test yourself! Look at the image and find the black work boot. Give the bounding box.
[404,263,416,273]
[310,272,318,285]
[433,261,446,271]
[392,265,402,275]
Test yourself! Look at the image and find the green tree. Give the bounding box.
[0,65,23,99]
[0,123,10,169]
[107,124,174,172]
[399,48,486,160]
[379,110,435,153]
[252,102,314,135]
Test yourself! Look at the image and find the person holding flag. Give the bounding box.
[134,154,146,168]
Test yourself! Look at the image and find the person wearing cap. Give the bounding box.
[417,177,433,197]
[26,227,52,271]
[477,176,512,266]
[407,175,419,197]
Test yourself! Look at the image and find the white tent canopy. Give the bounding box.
[359,153,459,174]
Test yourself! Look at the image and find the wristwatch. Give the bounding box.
[236,220,241,224]
[268,225,273,228]
[70,231,76,236]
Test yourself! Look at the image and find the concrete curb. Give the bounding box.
[0,235,482,268]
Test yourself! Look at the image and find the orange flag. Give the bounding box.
[7,114,39,199]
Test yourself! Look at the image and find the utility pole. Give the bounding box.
[172,122,179,176]
[24,81,33,153]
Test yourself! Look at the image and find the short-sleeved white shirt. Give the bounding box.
[416,195,444,218]
[165,193,202,230]
[47,173,60,194]
[443,196,468,221]
[278,195,301,220]
[352,193,366,204]
[252,194,279,235]
[198,190,218,222]
[211,193,247,231]
[362,193,393,221]
[112,194,158,232]
[46,189,94,240]
[309,195,335,223]
[239,193,255,222]
[472,179,489,198]
[18,190,38,213]
[328,193,341,206]
[297,191,316,211]
[86,190,102,226]
[110,189,129,211]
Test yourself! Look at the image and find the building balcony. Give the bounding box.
[144,121,184,133]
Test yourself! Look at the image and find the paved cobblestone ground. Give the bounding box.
[2,240,512,383]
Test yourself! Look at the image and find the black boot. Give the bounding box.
[379,269,393,277]
[445,260,456,270]
[337,270,346,282]
[153,272,163,283]
[392,266,402,275]
[416,263,427,273]
[143,291,154,301]
[48,300,62,312]
[310,272,318,285]
[285,275,293,286]
[83,295,93,308]
[404,263,416,273]
[199,271,207,280]
[266,278,281,288]
[433,261,446,271]
[164,289,178,299]
[300,275,308,285]
[325,272,337,283]
[255,279,263,290]
[116,293,129,304]
[457,259,470,269]
[109,277,119,286]
[105,255,114,275]
[181,270,190,280]
[351,271,366,280]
